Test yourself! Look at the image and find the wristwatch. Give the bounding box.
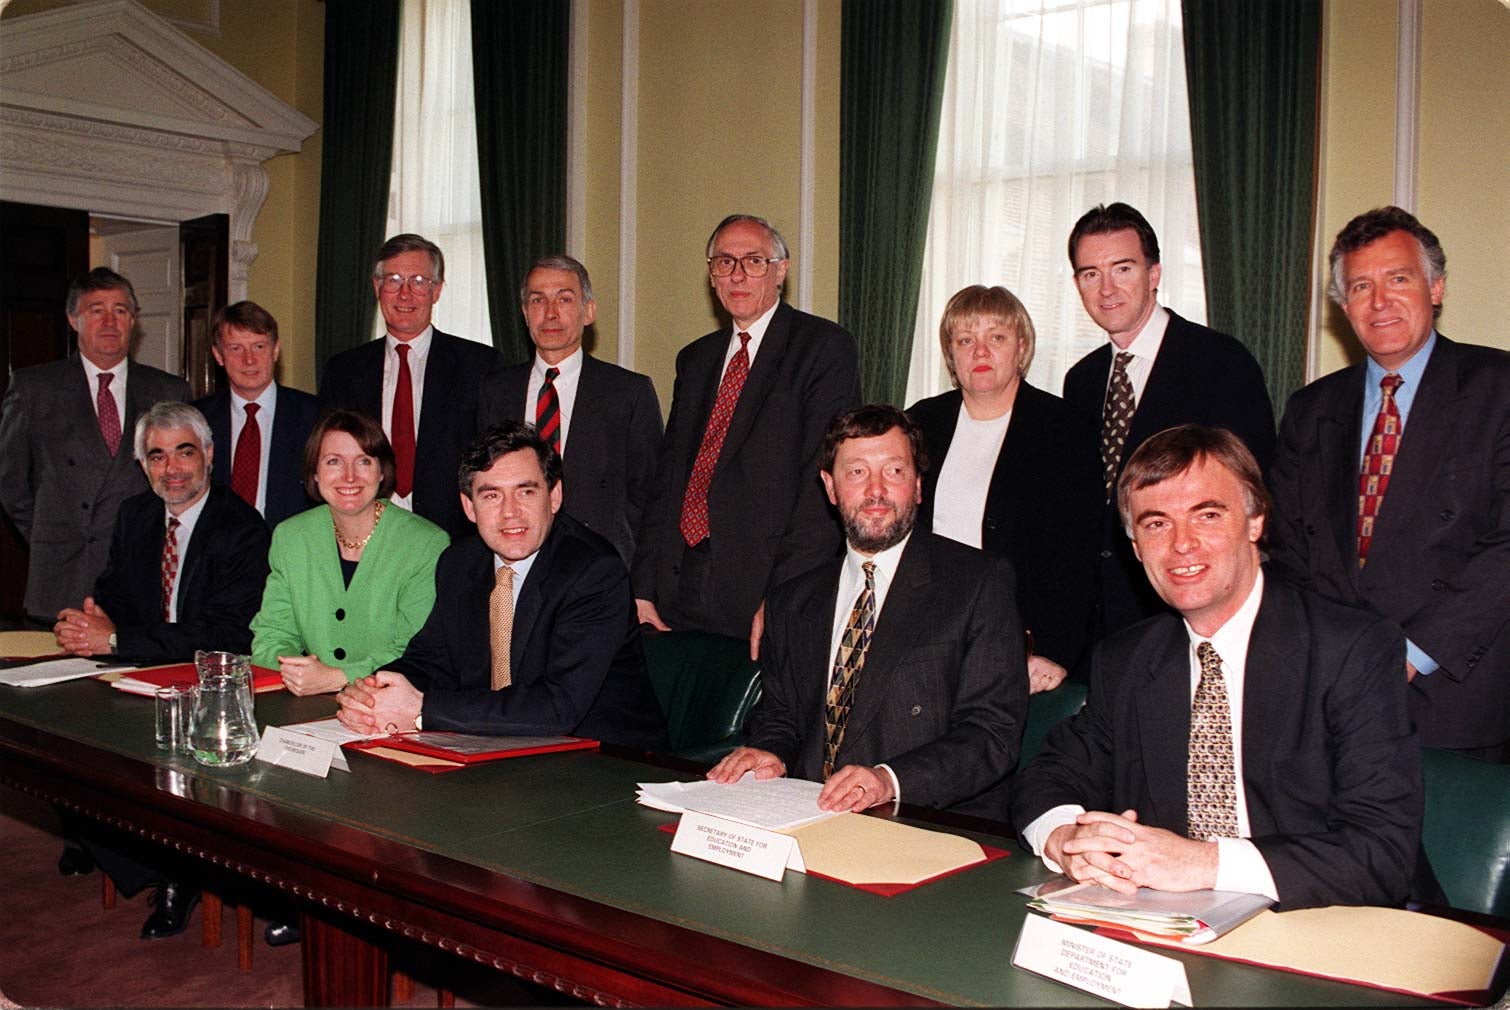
[107,632,118,652]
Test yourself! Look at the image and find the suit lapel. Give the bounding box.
[1318,367,1366,579]
[62,357,114,469]
[509,520,562,673]
[417,331,454,453]
[1239,580,1298,837]
[841,536,932,747]
[205,391,233,484]
[563,356,602,468]
[176,488,218,610]
[792,564,843,775]
[353,341,386,422]
[1133,621,1191,832]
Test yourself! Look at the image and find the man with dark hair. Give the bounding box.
[319,233,502,537]
[336,421,667,749]
[193,300,319,528]
[477,255,662,566]
[1269,206,1509,757]
[633,214,860,648]
[0,267,189,620]
[1062,203,1275,640]
[709,405,1028,820]
[1012,424,1422,910]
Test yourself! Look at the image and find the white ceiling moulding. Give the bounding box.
[0,0,317,301]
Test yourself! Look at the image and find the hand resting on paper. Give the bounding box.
[337,671,424,735]
[817,764,894,812]
[1046,809,1218,895]
[706,746,786,784]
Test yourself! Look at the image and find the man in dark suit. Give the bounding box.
[0,267,189,621]
[634,214,861,646]
[1062,203,1274,639]
[1012,425,1421,910]
[336,422,666,750]
[318,233,502,537]
[53,401,269,940]
[1268,206,1509,758]
[193,300,318,528]
[709,405,1028,821]
[477,255,662,566]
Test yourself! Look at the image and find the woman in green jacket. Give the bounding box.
[251,409,449,695]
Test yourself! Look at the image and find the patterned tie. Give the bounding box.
[391,343,416,498]
[230,403,261,508]
[489,564,515,690]
[824,562,877,779]
[679,332,751,546]
[96,372,122,456]
[536,367,561,453]
[1357,373,1404,567]
[1188,641,1239,841]
[160,516,181,622]
[1100,351,1136,500]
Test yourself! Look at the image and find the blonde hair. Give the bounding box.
[937,285,1036,387]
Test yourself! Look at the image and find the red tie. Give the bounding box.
[392,343,416,498]
[230,403,261,508]
[96,372,122,456]
[536,367,561,453]
[161,516,180,621]
[679,332,751,546]
[1358,373,1404,567]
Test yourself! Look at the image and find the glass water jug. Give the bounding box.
[188,650,260,767]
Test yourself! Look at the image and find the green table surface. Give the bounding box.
[0,677,1447,1007]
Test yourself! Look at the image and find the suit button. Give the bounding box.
[1305,524,1317,536]
[910,705,922,716]
[1440,509,1455,521]
[1431,579,1446,591]
[1100,549,1112,559]
[335,609,346,621]
[984,518,997,531]
[333,648,346,660]
[81,502,89,509]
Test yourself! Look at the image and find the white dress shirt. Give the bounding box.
[229,383,278,517]
[523,347,583,455]
[163,490,210,623]
[931,405,1012,549]
[721,301,780,372]
[381,326,433,512]
[491,549,539,609]
[80,356,127,428]
[1101,305,1170,405]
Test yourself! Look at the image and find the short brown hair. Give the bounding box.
[1117,424,1270,539]
[819,404,929,476]
[1327,206,1446,318]
[212,300,279,346]
[937,285,1037,387]
[303,409,396,501]
[373,233,445,283]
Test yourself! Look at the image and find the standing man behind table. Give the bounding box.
[477,255,662,566]
[1268,206,1510,758]
[1061,203,1275,639]
[319,233,503,537]
[0,267,188,622]
[634,214,861,647]
[193,300,319,528]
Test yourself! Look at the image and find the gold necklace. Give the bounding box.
[334,499,386,552]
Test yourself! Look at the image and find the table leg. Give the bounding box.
[300,911,390,1007]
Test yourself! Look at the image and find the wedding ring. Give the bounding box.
[384,722,399,734]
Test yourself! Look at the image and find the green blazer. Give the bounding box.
[251,502,449,683]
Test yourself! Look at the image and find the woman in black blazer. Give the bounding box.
[907,285,1102,691]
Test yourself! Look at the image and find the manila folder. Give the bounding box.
[787,814,986,885]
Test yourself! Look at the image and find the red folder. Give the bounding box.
[103,662,285,693]
[345,733,599,767]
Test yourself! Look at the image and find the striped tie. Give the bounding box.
[536,367,561,453]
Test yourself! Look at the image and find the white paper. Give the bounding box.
[255,725,342,777]
[1012,913,1192,1008]
[111,676,166,697]
[0,657,129,687]
[636,774,839,831]
[671,811,804,881]
[277,718,386,772]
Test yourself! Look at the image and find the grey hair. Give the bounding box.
[372,233,445,283]
[1326,206,1446,316]
[519,255,595,306]
[66,267,139,317]
[133,401,213,463]
[705,214,791,262]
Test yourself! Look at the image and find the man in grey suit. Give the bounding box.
[0,267,188,621]
[709,405,1028,821]
[477,255,662,566]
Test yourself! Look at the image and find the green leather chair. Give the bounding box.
[1014,680,1087,774]
[640,630,762,766]
[1421,747,1510,917]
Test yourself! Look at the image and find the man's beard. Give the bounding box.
[841,495,917,554]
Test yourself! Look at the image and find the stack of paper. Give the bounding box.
[0,657,130,687]
[636,775,840,830]
[1022,880,1272,944]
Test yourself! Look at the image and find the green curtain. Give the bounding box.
[1182,0,1322,410]
[471,0,569,362]
[839,0,954,405]
[314,0,400,385]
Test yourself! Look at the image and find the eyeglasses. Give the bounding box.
[707,254,784,278]
[377,273,438,294]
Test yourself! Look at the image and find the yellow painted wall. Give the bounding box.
[1315,0,1509,377]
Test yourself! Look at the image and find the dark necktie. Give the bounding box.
[536,367,561,453]
[96,372,122,456]
[679,332,751,546]
[230,403,261,508]
[1188,641,1239,840]
[490,565,515,690]
[161,516,181,622]
[1357,373,1404,567]
[1100,351,1136,500]
[824,562,877,778]
[391,343,416,498]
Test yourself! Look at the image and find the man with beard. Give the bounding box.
[708,405,1029,821]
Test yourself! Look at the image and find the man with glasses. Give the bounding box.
[633,214,860,649]
[319,233,502,537]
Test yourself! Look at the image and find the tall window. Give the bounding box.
[905,0,1204,404]
[377,0,495,345]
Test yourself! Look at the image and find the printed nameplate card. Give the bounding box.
[255,726,343,778]
[1012,912,1191,1008]
[671,810,805,881]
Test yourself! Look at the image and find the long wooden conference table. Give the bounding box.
[0,677,1453,1007]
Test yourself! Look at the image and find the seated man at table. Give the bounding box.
[707,404,1028,821]
[1011,425,1423,910]
[337,422,667,750]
